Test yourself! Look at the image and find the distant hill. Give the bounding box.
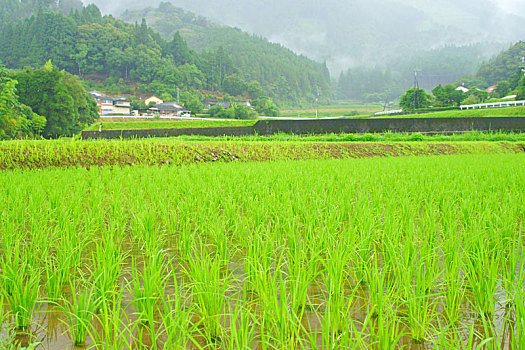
[120,3,332,104]
[86,0,524,74]
[0,1,331,106]
[476,41,525,86]
[87,0,519,100]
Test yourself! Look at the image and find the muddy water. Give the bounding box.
[1,257,517,350]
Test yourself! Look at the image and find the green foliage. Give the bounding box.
[223,74,248,97]
[208,105,231,119]
[476,42,525,85]
[230,103,257,120]
[431,84,465,107]
[515,77,525,100]
[0,2,333,107]
[208,103,257,119]
[0,69,47,139]
[120,3,332,106]
[13,63,98,138]
[253,97,280,117]
[399,88,432,111]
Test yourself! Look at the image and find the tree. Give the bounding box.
[247,80,266,99]
[230,103,257,120]
[14,62,97,138]
[0,77,46,139]
[223,74,247,96]
[432,84,465,107]
[399,88,432,111]
[180,91,204,114]
[253,97,279,117]
[494,81,511,98]
[516,77,525,100]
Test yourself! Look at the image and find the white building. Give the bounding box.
[89,91,131,115]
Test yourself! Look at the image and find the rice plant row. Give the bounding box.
[0,154,524,349]
[0,139,523,170]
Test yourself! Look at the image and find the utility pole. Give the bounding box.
[521,57,525,76]
[383,90,391,112]
[177,87,180,105]
[413,70,420,112]
[316,86,320,118]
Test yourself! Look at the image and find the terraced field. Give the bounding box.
[0,139,524,349]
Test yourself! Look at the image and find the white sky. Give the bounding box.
[491,0,525,12]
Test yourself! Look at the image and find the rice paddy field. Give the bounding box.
[1,140,524,349]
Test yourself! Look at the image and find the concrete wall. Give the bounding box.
[82,117,525,139]
[253,117,525,135]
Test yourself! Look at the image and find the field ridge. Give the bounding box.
[0,141,523,170]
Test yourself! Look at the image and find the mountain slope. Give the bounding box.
[85,0,525,75]
[0,1,331,106]
[476,41,525,86]
[120,3,332,104]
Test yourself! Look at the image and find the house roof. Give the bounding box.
[205,100,252,109]
[89,91,130,103]
[150,102,188,112]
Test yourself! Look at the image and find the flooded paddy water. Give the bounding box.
[0,154,524,349]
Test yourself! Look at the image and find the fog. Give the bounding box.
[82,0,525,75]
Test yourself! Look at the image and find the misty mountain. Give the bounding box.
[84,0,524,75]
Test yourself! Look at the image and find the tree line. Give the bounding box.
[0,2,332,107]
[0,62,98,139]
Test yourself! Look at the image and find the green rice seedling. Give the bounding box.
[259,269,303,349]
[225,284,257,350]
[286,241,321,316]
[2,265,40,330]
[59,280,98,346]
[128,252,168,325]
[243,234,276,294]
[442,246,465,323]
[131,209,166,256]
[316,294,356,349]
[56,218,87,270]
[365,257,393,319]
[91,286,135,350]
[465,247,500,316]
[89,239,125,311]
[184,245,230,343]
[399,242,440,343]
[322,243,353,335]
[159,261,198,349]
[43,256,68,301]
[511,287,525,348]
[368,308,405,350]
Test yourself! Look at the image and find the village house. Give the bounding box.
[204,100,253,110]
[145,95,164,106]
[486,85,498,94]
[89,91,131,115]
[148,102,190,116]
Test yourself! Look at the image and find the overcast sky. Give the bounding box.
[84,0,525,14]
[493,0,525,12]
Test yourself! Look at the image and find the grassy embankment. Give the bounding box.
[280,103,382,118]
[382,106,525,119]
[0,154,524,348]
[0,138,523,170]
[85,119,256,131]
